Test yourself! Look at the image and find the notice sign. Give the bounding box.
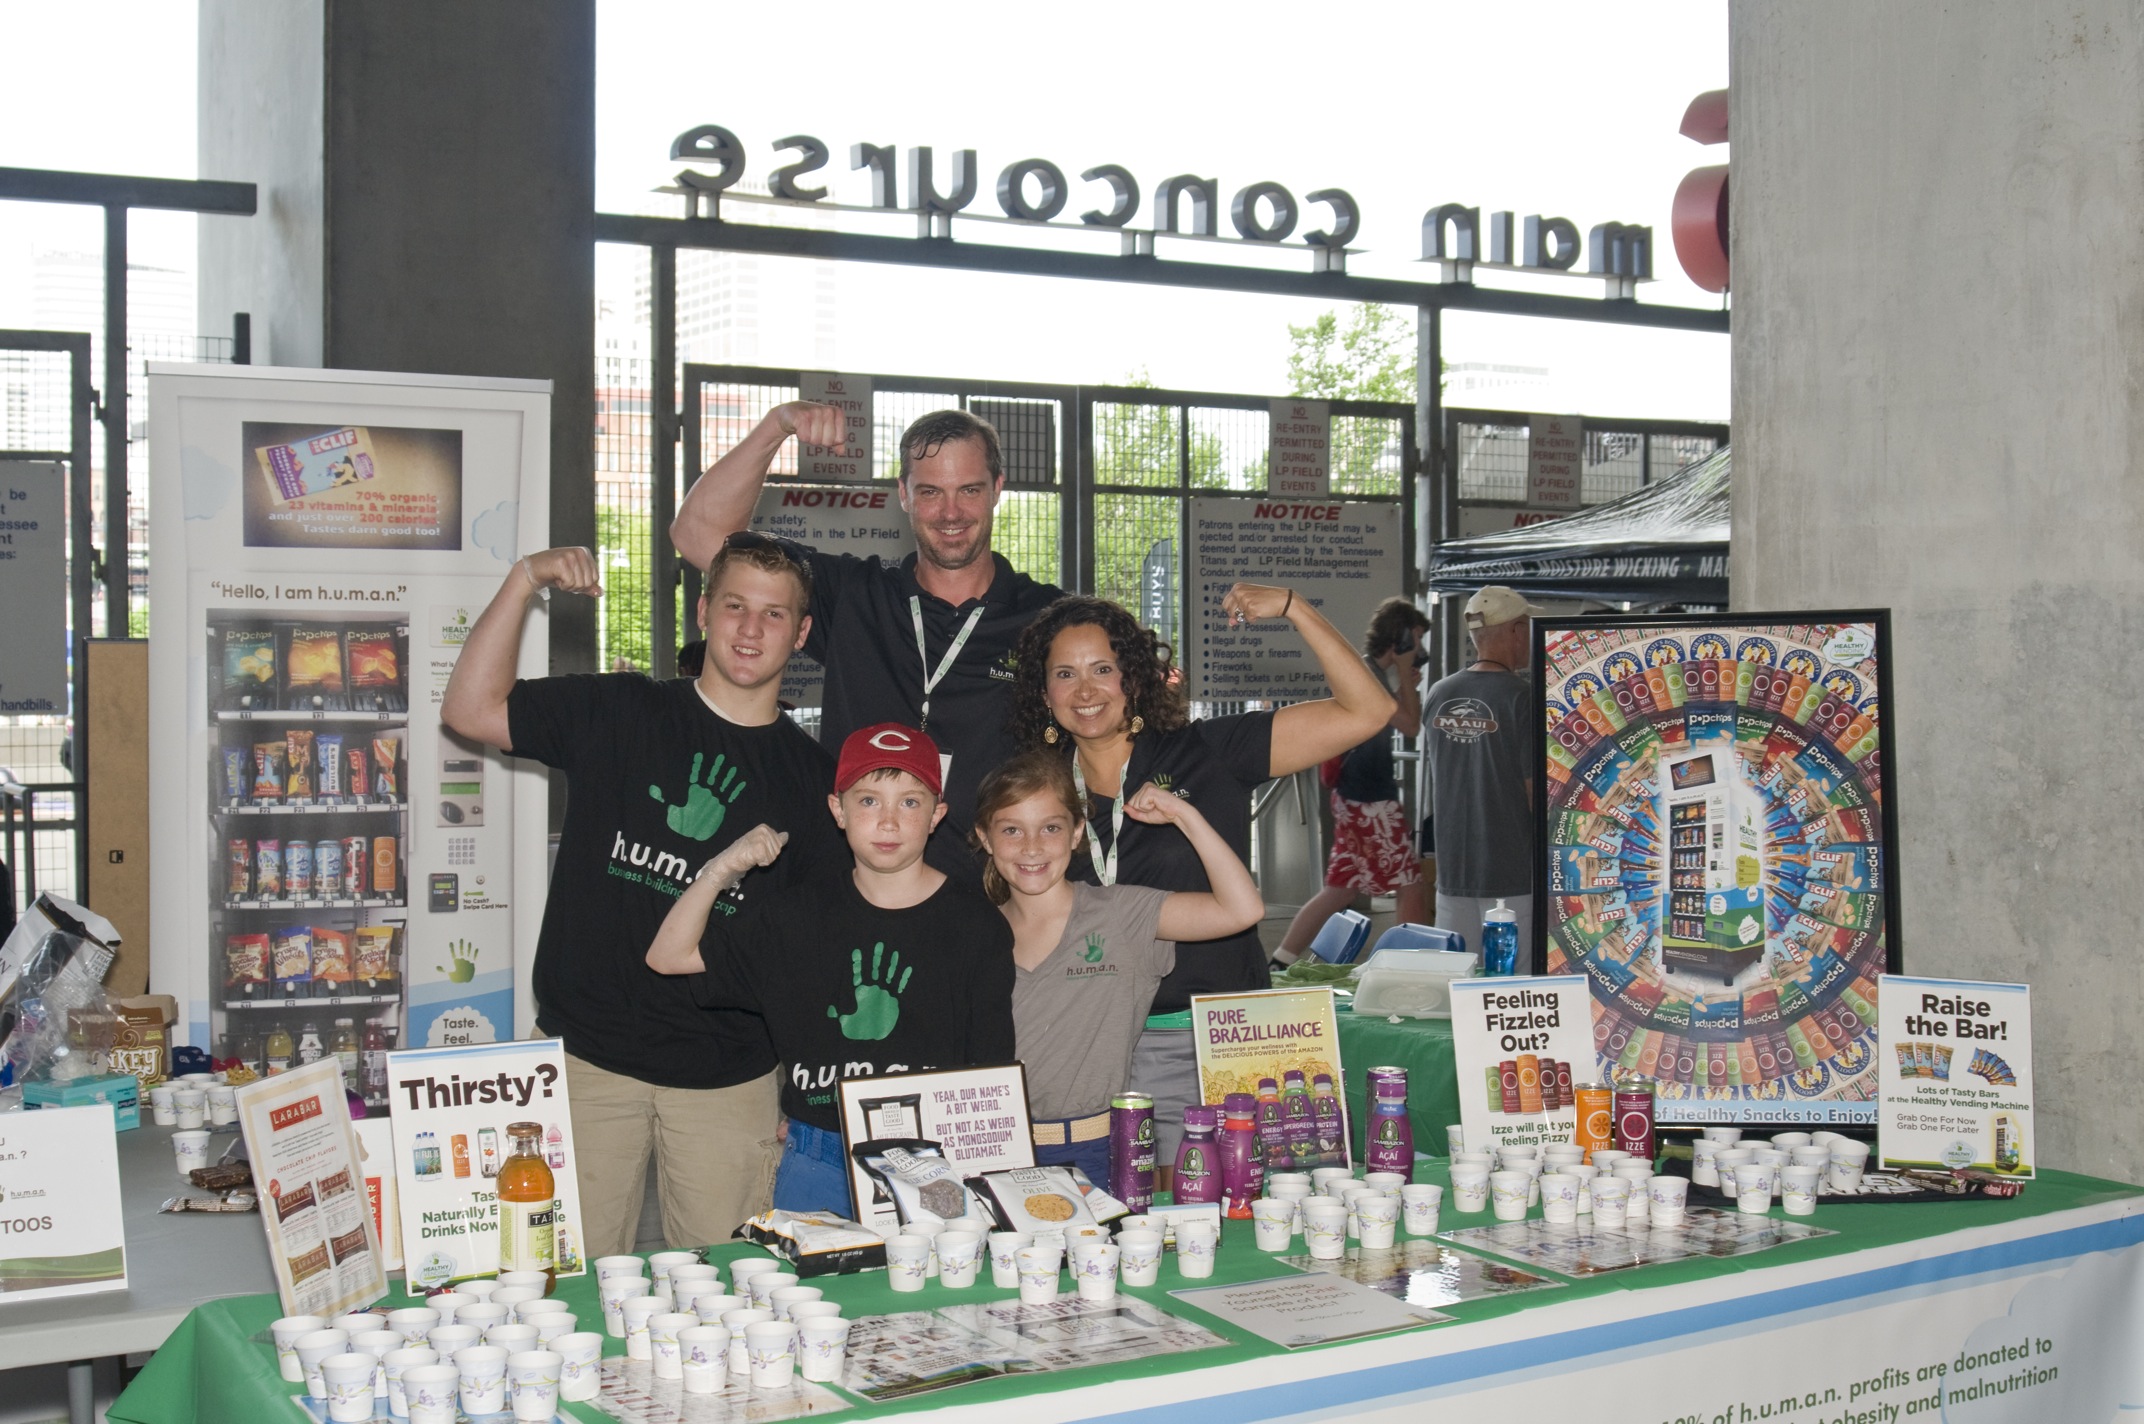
[1190,988,1349,1168]
[1878,975,2034,1178]
[797,372,873,480]
[235,1059,385,1316]
[1186,497,1401,701]
[1448,976,1595,1155]
[750,483,911,705]
[1526,414,1583,510]
[0,1102,126,1304]
[1268,399,1331,498]
[0,463,66,714]
[838,1064,1036,1235]
[385,1037,587,1289]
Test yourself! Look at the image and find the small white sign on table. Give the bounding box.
[837,1063,1035,1235]
[1447,975,1596,1155]
[1526,413,1584,510]
[234,1058,385,1316]
[797,372,874,481]
[1878,975,2035,1178]
[1268,399,1331,498]
[0,1102,126,1303]
[1170,1272,1447,1348]
[384,1037,587,1290]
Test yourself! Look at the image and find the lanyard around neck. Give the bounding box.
[1071,749,1130,887]
[910,596,984,732]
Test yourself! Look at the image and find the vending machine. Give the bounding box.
[1658,744,1765,983]
[148,364,552,1094]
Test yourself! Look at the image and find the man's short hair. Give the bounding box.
[704,531,812,613]
[899,409,1004,485]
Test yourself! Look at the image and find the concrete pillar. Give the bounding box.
[198,0,597,674]
[1732,2,2144,1180]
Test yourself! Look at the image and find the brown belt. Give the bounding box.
[1031,1110,1111,1146]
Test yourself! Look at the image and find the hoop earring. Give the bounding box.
[1129,715,1145,736]
[1043,724,1059,744]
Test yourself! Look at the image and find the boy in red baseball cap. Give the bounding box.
[648,722,1014,1213]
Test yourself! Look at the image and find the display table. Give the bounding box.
[1334,1007,1456,1161]
[0,1119,275,1424]
[109,1167,2144,1424]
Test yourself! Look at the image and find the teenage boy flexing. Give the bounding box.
[441,535,842,1256]
[647,723,1015,1213]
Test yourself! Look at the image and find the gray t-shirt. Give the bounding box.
[1422,667,1535,897]
[1013,883,1173,1121]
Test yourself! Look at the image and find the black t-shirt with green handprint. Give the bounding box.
[507,673,843,1089]
[689,871,1017,1131]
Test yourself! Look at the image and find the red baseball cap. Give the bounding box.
[834,722,943,796]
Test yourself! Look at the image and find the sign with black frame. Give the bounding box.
[1532,610,1902,1127]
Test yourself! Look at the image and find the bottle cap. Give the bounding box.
[1312,1073,1333,1086]
[1181,1106,1219,1131]
[1222,1093,1256,1115]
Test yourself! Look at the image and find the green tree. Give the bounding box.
[1285,305,1437,495]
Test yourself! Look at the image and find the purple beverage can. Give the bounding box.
[1110,1092,1155,1211]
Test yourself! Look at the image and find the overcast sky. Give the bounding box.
[0,0,1728,417]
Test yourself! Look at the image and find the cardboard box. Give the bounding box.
[112,994,176,1089]
[24,1071,141,1131]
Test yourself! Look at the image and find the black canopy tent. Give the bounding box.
[1428,444,1730,607]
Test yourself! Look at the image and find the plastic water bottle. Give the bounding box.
[1482,899,1519,976]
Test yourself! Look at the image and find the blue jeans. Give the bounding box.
[774,1120,853,1216]
[1033,1127,1112,1187]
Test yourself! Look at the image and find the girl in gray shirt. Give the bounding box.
[973,752,1263,1182]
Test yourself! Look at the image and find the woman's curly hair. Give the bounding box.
[1009,595,1189,754]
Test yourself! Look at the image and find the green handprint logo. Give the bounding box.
[1082,933,1106,963]
[648,751,747,842]
[827,942,911,1042]
[438,939,478,983]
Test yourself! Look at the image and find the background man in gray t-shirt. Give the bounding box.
[1423,586,1541,957]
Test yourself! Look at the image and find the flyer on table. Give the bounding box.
[0,1103,126,1304]
[1190,988,1350,1168]
[385,1037,586,1287]
[1877,975,2034,1177]
[1448,975,1595,1154]
[235,1058,385,1316]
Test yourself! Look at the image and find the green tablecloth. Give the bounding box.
[108,1167,2144,1424]
[1335,1006,1458,1161]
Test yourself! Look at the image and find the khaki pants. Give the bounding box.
[564,1053,780,1258]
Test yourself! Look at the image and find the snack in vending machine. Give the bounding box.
[316,734,344,796]
[221,628,276,707]
[271,926,313,996]
[285,730,316,798]
[346,745,370,798]
[226,934,271,998]
[312,929,352,995]
[227,838,252,898]
[252,741,286,801]
[315,839,343,897]
[255,838,283,898]
[341,837,369,896]
[346,629,404,711]
[372,836,398,896]
[284,626,347,706]
[373,735,401,800]
[352,926,397,987]
[221,746,249,801]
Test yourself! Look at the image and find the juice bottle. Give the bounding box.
[1254,1077,1291,1172]
[1281,1070,1316,1167]
[1218,1094,1259,1218]
[1310,1073,1344,1165]
[497,1120,557,1289]
[1172,1106,1221,1205]
[479,1126,500,1178]
[264,1024,294,1075]
[331,1017,359,1094]
[451,1133,471,1178]
[295,1021,324,1066]
[361,1021,391,1103]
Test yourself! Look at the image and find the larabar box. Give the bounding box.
[114,994,177,1090]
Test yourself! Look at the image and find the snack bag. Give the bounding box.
[964,1165,1104,1241]
[311,929,352,989]
[285,626,346,692]
[227,838,251,898]
[271,926,313,992]
[852,1139,981,1226]
[221,746,249,801]
[222,628,275,702]
[346,744,370,798]
[347,630,400,694]
[352,926,397,986]
[225,934,271,994]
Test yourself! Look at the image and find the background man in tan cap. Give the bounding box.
[1423,586,1543,957]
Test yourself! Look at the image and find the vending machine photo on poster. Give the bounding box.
[1531,610,1903,1127]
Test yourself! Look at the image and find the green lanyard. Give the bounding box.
[1071,752,1128,887]
[910,597,984,732]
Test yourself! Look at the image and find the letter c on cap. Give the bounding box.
[868,730,912,751]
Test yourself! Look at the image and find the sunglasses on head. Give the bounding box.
[713,529,808,571]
